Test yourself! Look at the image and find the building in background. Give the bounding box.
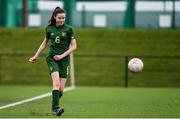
[0,0,179,28]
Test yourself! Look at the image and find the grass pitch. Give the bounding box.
[0,85,179,118]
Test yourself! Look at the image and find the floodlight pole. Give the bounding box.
[163,0,166,12]
[123,0,136,28]
[0,0,7,27]
[63,0,76,26]
[22,0,27,28]
[82,5,86,28]
[172,0,175,28]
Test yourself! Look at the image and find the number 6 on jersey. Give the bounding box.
[55,36,60,44]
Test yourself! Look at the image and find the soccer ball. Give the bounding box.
[128,58,144,73]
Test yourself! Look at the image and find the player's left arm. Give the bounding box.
[53,37,77,61]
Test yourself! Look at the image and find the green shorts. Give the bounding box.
[46,55,70,78]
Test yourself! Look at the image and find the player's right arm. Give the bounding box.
[29,37,49,63]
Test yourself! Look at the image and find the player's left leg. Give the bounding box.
[52,78,66,116]
[58,58,69,97]
[56,57,69,116]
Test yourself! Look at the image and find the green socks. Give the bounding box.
[52,90,64,110]
[59,91,63,98]
[52,90,60,110]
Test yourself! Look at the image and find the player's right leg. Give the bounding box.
[51,72,64,116]
[51,72,60,113]
[46,57,59,110]
[46,56,64,116]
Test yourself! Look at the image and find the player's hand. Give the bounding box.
[29,56,37,63]
[53,55,62,61]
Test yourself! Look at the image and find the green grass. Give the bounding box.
[0,29,180,87]
[0,85,51,106]
[0,29,180,56]
[0,85,180,118]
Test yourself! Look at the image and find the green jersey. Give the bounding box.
[46,24,74,56]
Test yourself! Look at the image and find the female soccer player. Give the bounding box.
[29,7,77,116]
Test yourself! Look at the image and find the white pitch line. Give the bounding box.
[0,86,75,110]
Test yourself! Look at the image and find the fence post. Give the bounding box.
[125,56,129,87]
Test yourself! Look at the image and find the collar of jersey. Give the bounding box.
[55,24,65,29]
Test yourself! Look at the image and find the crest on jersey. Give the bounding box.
[61,32,66,37]
[51,33,54,36]
[50,67,53,71]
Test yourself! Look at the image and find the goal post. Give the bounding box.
[70,53,75,88]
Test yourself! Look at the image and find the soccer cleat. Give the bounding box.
[52,107,64,116]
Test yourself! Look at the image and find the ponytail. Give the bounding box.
[48,7,65,26]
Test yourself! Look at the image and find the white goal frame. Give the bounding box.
[70,53,75,88]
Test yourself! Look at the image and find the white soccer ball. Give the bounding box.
[128,58,144,73]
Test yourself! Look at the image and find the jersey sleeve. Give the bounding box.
[45,26,50,40]
[69,27,75,39]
